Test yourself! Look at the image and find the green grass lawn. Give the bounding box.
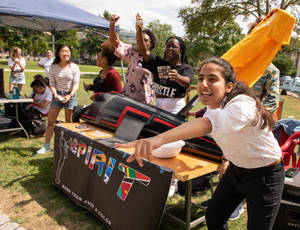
[0,58,116,73]
[0,64,299,230]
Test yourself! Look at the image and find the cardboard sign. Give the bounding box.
[53,123,173,230]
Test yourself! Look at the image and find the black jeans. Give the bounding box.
[205,160,284,230]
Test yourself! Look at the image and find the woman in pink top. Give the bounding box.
[108,14,156,104]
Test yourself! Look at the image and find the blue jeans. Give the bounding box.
[206,161,284,230]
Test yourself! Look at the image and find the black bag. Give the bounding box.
[31,119,46,135]
[20,108,46,135]
[22,118,46,135]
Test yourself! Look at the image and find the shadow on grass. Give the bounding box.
[3,156,106,230]
[1,145,38,157]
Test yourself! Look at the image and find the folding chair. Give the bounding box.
[280,131,300,169]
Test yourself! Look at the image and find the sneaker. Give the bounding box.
[229,203,244,220]
[37,144,51,154]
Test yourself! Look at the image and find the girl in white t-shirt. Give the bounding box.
[8,47,26,96]
[116,57,284,230]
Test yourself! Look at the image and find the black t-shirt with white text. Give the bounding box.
[143,54,194,98]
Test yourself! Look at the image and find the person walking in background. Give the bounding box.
[8,47,26,96]
[107,14,156,104]
[84,49,122,101]
[253,63,280,113]
[136,14,194,114]
[37,44,80,154]
[116,57,284,230]
[38,50,54,85]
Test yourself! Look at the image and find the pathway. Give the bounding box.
[2,68,98,75]
[0,210,25,230]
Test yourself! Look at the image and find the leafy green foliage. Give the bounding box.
[79,28,107,58]
[146,20,174,58]
[185,20,244,66]
[179,0,299,65]
[53,29,80,58]
[273,54,297,76]
[0,27,50,55]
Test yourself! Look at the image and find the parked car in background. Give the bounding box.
[281,75,294,91]
[292,76,300,94]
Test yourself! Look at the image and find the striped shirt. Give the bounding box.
[49,63,80,92]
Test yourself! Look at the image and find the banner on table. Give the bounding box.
[53,124,173,230]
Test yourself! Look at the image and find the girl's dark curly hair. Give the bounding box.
[199,57,275,130]
[165,36,187,64]
[101,49,119,66]
[142,29,156,50]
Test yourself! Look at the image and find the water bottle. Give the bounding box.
[12,86,19,99]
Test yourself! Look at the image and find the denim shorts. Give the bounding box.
[9,72,26,84]
[51,91,77,109]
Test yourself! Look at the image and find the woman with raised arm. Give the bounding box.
[116,57,284,230]
[136,15,194,114]
[107,14,156,104]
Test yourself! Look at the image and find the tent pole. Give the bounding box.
[52,34,55,54]
[116,26,125,82]
[120,60,125,83]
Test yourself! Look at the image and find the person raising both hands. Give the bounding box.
[116,57,284,230]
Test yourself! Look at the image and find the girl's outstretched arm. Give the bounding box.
[109,14,120,48]
[135,13,150,62]
[115,117,212,167]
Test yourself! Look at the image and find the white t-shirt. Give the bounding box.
[8,57,26,72]
[204,94,282,169]
[39,57,54,79]
[33,86,52,114]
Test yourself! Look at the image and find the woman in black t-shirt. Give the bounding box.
[136,16,194,114]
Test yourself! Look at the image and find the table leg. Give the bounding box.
[14,103,29,139]
[185,180,192,230]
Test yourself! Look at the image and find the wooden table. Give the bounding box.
[58,122,219,229]
[0,97,33,139]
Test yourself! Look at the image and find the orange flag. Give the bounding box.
[222,9,295,87]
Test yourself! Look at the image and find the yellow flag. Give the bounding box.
[222,9,295,87]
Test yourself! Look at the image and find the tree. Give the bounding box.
[179,0,299,65]
[53,29,80,58]
[185,20,244,66]
[79,28,107,61]
[273,54,297,76]
[146,20,174,58]
[179,0,299,36]
[79,11,111,64]
[0,27,49,56]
